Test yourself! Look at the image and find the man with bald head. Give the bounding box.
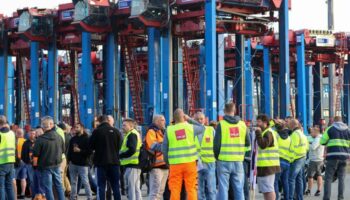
[32,116,65,200]
[107,115,115,127]
[288,118,308,200]
[145,114,168,200]
[90,115,123,200]
[162,108,205,200]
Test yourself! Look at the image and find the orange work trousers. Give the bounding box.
[168,161,198,200]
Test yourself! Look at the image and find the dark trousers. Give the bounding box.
[275,160,290,200]
[96,165,121,200]
[323,160,346,200]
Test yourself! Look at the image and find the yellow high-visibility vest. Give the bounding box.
[257,128,280,167]
[277,135,292,162]
[218,120,247,162]
[290,129,308,161]
[167,123,197,165]
[0,130,16,165]
[120,129,141,166]
[196,126,215,163]
[56,126,66,159]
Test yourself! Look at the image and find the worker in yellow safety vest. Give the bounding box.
[194,112,216,200]
[255,114,281,200]
[162,108,205,200]
[213,102,250,200]
[321,116,350,200]
[0,115,16,200]
[287,118,309,200]
[15,128,27,198]
[273,119,293,200]
[120,118,142,200]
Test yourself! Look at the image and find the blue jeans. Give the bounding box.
[77,166,97,194]
[70,164,92,200]
[33,169,45,195]
[40,167,65,200]
[15,162,27,179]
[96,165,121,200]
[198,162,216,200]
[0,163,15,200]
[289,157,305,200]
[88,166,97,192]
[25,164,35,197]
[217,161,244,200]
[275,159,290,200]
[243,160,250,200]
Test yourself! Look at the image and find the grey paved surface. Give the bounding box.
[23,173,350,199]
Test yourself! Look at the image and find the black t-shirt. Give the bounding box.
[21,140,34,164]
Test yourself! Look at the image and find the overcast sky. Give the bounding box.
[1,0,349,32]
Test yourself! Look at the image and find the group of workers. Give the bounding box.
[0,101,349,200]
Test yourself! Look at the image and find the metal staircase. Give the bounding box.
[120,35,144,124]
[17,55,31,124]
[181,38,200,115]
[335,55,345,115]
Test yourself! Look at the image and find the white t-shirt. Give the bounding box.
[309,135,325,162]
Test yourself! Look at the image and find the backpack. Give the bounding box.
[138,141,156,173]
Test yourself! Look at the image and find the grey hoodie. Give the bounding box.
[333,122,349,131]
[213,115,251,160]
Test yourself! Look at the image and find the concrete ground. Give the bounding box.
[255,174,350,200]
[23,173,350,199]
[122,175,350,200]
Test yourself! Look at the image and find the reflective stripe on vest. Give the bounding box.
[167,123,197,165]
[120,129,141,166]
[0,130,16,164]
[218,120,247,162]
[257,128,280,167]
[325,152,350,156]
[326,139,349,147]
[277,135,292,162]
[196,126,215,163]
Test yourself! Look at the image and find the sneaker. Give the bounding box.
[315,190,321,196]
[18,195,25,199]
[305,189,311,195]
